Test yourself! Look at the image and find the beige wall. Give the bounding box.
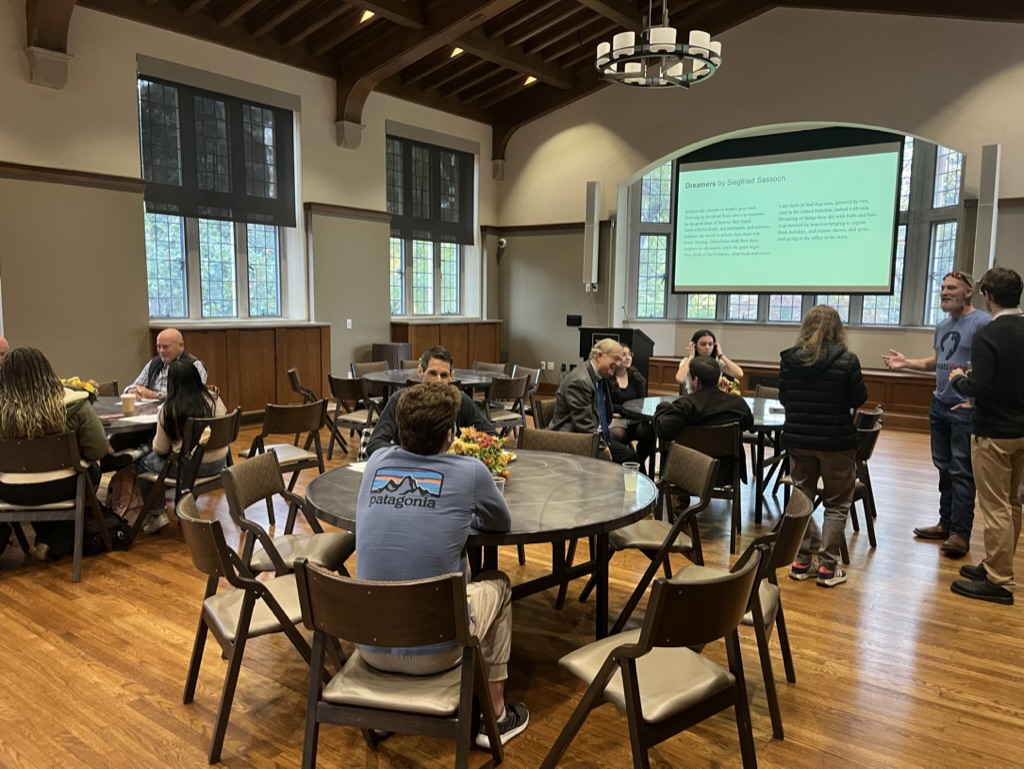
[0,178,151,384]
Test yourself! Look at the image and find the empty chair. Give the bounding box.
[473,360,507,374]
[294,564,504,769]
[131,407,241,544]
[673,422,744,554]
[350,360,388,406]
[177,493,311,764]
[847,422,883,549]
[0,432,111,582]
[484,375,530,440]
[239,400,328,526]
[531,396,556,429]
[541,551,763,769]
[95,380,119,397]
[399,359,420,369]
[580,443,719,634]
[221,450,354,576]
[325,375,380,460]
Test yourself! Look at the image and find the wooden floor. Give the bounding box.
[2,425,1023,768]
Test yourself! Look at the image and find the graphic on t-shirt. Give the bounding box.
[939,330,961,361]
[370,467,444,497]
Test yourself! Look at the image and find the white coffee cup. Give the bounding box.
[121,393,136,416]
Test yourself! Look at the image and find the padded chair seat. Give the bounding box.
[203,573,303,642]
[250,532,355,573]
[239,444,319,466]
[336,409,376,426]
[139,470,223,488]
[610,519,693,552]
[322,649,463,716]
[488,408,524,423]
[0,499,75,511]
[559,629,735,723]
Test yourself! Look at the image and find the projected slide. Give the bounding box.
[673,148,901,293]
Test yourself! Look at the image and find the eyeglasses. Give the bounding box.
[943,271,973,288]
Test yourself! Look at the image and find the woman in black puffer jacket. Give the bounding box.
[780,305,867,588]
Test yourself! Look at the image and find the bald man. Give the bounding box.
[126,328,207,399]
[0,336,8,364]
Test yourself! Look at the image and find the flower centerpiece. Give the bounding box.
[60,376,99,394]
[717,375,741,396]
[448,427,513,479]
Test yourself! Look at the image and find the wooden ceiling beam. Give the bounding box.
[556,23,615,66]
[460,71,522,102]
[572,0,643,32]
[26,0,78,51]
[455,28,574,89]
[183,0,212,16]
[218,0,264,28]
[477,76,541,109]
[485,0,559,38]
[376,76,493,123]
[249,0,314,38]
[281,4,348,46]
[347,0,427,29]
[399,48,465,86]
[441,64,506,98]
[310,12,368,57]
[421,59,489,93]
[782,0,1024,23]
[524,14,594,56]
[504,5,584,47]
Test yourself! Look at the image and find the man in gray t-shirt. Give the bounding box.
[883,271,990,556]
[355,382,529,749]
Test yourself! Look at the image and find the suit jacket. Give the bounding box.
[549,362,612,445]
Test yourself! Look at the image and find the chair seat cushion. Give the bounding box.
[238,444,318,466]
[250,532,355,573]
[0,499,75,511]
[137,472,222,488]
[488,408,523,423]
[610,519,692,552]
[204,573,302,642]
[559,629,734,723]
[336,409,375,427]
[323,649,462,716]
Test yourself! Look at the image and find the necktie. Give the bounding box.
[596,380,611,444]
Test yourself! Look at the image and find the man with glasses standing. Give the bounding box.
[883,271,990,557]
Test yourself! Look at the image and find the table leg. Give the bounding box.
[481,545,498,572]
[755,432,766,524]
[594,532,610,640]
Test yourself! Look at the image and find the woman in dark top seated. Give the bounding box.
[609,345,655,470]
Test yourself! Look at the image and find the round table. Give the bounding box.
[92,395,162,438]
[360,367,496,397]
[306,449,658,638]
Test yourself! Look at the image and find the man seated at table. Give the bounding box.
[365,345,495,458]
[356,382,529,748]
[550,338,637,464]
[125,328,207,400]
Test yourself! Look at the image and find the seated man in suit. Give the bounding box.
[655,355,753,439]
[365,345,495,458]
[550,338,637,464]
[125,328,207,400]
[356,382,528,747]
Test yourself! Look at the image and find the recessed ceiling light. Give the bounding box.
[451,47,464,58]
[524,76,537,86]
[360,10,375,23]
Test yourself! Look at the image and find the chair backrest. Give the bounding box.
[399,359,421,370]
[856,422,883,463]
[511,365,541,395]
[640,551,761,649]
[531,396,557,429]
[0,431,82,475]
[351,360,388,378]
[855,405,884,429]
[295,561,472,648]
[177,492,248,584]
[182,407,242,455]
[96,380,119,397]
[767,488,814,572]
[755,384,779,400]
[473,361,507,374]
[673,422,742,487]
[327,374,371,409]
[222,450,287,518]
[288,368,317,403]
[488,375,529,403]
[517,427,599,457]
[660,443,720,503]
[260,399,328,438]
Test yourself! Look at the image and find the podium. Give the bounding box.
[578,328,655,380]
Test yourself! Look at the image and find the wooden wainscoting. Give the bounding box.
[151,324,331,414]
[647,356,934,432]
[391,319,503,367]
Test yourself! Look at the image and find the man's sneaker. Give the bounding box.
[476,701,529,749]
[789,559,817,581]
[816,565,848,588]
[142,511,170,534]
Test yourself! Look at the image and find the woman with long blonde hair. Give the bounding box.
[0,347,111,560]
[780,305,867,588]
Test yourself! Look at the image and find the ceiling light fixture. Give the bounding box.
[524,76,537,86]
[359,10,375,23]
[595,0,721,88]
[451,47,464,58]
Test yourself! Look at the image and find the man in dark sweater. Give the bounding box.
[948,267,1024,605]
[654,356,753,439]
[365,346,495,458]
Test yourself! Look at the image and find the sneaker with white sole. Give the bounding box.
[789,559,818,581]
[476,700,529,749]
[816,565,848,587]
[142,511,170,534]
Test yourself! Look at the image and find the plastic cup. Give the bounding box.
[493,477,506,496]
[120,394,136,416]
[623,462,640,492]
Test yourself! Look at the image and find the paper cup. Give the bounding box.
[121,394,136,416]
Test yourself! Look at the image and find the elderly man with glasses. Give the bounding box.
[882,271,991,557]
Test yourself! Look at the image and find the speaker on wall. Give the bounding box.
[583,181,600,288]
